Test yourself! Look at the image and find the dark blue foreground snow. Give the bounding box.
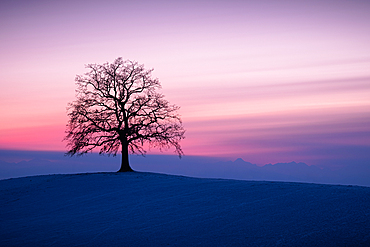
[1,172,370,246]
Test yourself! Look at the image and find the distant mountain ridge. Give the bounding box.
[192,158,329,184]
[0,150,369,186]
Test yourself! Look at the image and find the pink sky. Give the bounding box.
[1,0,369,166]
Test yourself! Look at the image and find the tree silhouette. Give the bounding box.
[65,58,185,172]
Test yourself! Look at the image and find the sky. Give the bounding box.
[1,0,370,167]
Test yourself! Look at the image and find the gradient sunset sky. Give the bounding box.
[1,0,369,167]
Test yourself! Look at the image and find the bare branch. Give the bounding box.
[65,58,185,169]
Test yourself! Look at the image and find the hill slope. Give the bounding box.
[1,172,370,246]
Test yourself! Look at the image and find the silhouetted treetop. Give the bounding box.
[65,57,185,172]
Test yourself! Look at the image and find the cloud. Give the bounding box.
[183,107,370,165]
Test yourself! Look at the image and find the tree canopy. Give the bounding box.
[65,58,185,171]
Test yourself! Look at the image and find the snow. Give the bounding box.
[1,172,370,246]
[1,151,370,187]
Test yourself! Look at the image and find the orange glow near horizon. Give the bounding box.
[1,0,370,167]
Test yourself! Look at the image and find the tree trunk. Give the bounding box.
[118,139,133,172]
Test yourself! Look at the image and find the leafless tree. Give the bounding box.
[64,58,185,172]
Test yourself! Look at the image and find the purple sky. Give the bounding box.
[1,0,369,166]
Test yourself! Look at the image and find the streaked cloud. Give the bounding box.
[0,0,369,168]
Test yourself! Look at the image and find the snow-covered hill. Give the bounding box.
[1,172,369,246]
[2,151,370,186]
